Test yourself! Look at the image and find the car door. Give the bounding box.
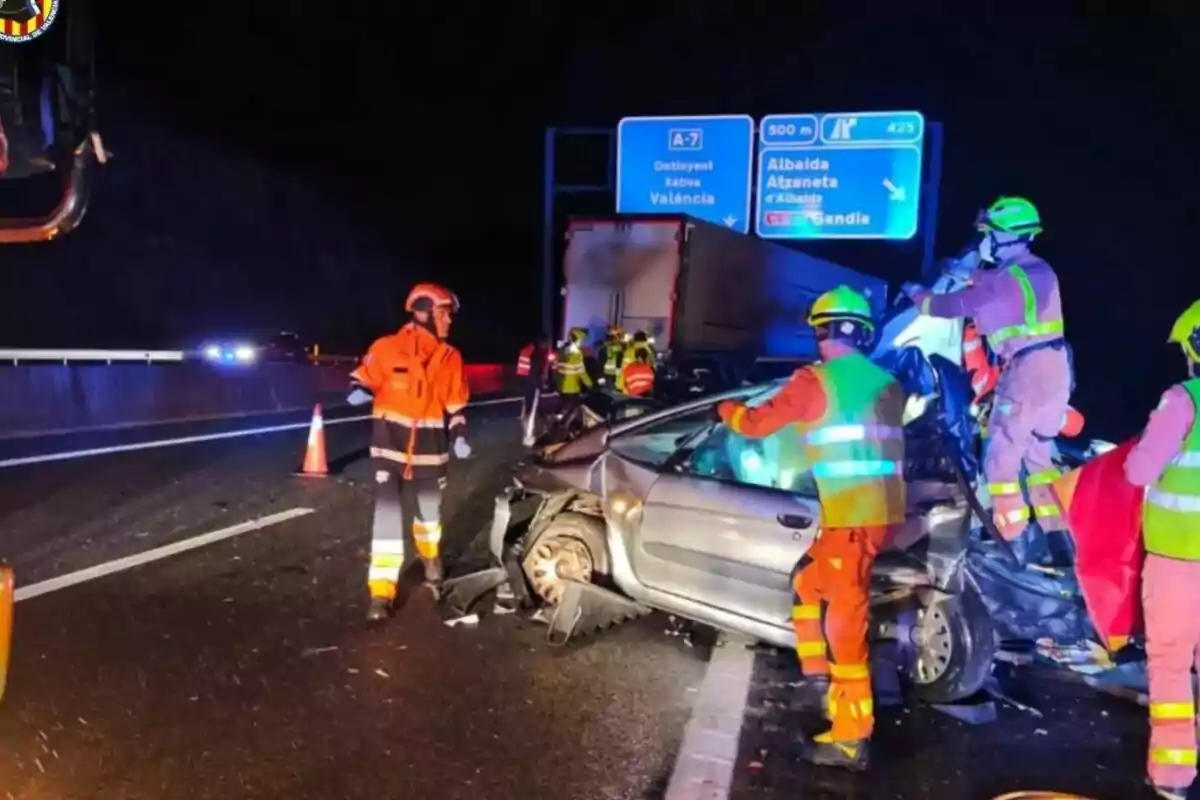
[633,422,821,631]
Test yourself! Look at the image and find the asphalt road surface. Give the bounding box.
[0,402,1170,799]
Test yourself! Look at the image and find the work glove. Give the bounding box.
[453,437,472,459]
[901,282,932,311]
[347,387,373,406]
[716,400,740,426]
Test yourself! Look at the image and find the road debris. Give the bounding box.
[301,646,340,657]
[444,613,480,628]
[374,668,390,679]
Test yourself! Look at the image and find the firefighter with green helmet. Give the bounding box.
[1124,299,1200,799]
[903,196,1073,567]
[717,284,906,772]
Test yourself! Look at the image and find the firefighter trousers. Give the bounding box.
[984,346,1071,542]
[366,466,446,601]
[1143,553,1200,790]
[791,524,893,743]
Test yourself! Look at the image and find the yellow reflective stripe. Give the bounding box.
[1151,702,1196,721]
[792,604,821,621]
[370,554,404,568]
[829,663,870,681]
[796,641,826,657]
[729,406,747,434]
[828,698,874,718]
[1152,747,1198,766]
[1032,504,1062,518]
[1026,469,1059,486]
[988,481,1022,495]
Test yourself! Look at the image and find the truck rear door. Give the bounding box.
[561,218,682,347]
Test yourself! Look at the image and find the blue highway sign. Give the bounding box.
[756,111,925,240]
[617,115,754,233]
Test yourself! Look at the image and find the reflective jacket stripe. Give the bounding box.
[988,265,1065,346]
[1145,379,1200,559]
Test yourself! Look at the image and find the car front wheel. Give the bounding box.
[904,584,996,705]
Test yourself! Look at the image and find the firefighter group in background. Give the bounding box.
[542,324,659,403]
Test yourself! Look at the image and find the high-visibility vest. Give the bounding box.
[799,353,907,527]
[986,264,1065,349]
[601,341,624,376]
[516,343,534,377]
[1143,379,1200,559]
[555,343,589,395]
[621,363,654,396]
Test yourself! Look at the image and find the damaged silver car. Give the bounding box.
[446,362,997,705]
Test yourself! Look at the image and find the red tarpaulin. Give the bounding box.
[1055,438,1144,649]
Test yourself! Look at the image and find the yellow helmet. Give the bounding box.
[807,285,874,330]
[568,326,588,344]
[1168,299,1200,361]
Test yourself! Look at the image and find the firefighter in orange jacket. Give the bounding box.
[349,282,471,625]
[717,285,906,772]
[619,348,655,397]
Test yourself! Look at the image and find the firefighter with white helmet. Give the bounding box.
[349,282,471,624]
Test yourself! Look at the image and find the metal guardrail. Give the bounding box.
[0,349,186,364]
[0,349,361,366]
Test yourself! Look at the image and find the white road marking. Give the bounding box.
[14,507,316,602]
[0,394,534,469]
[664,633,757,800]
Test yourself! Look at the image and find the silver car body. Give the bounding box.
[504,380,973,651]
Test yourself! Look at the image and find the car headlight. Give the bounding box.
[202,344,222,361]
[233,345,257,362]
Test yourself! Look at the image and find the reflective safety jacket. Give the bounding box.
[724,351,906,527]
[516,343,534,377]
[922,255,1065,361]
[1143,379,1200,559]
[555,342,592,395]
[620,362,654,397]
[623,341,656,369]
[600,340,625,377]
[351,323,469,480]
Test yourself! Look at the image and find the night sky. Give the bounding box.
[1,4,1197,439]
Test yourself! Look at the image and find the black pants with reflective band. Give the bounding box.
[367,466,446,599]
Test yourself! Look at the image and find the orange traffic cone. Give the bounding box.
[0,563,13,705]
[295,404,329,477]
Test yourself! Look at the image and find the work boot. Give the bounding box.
[366,595,393,626]
[800,736,870,772]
